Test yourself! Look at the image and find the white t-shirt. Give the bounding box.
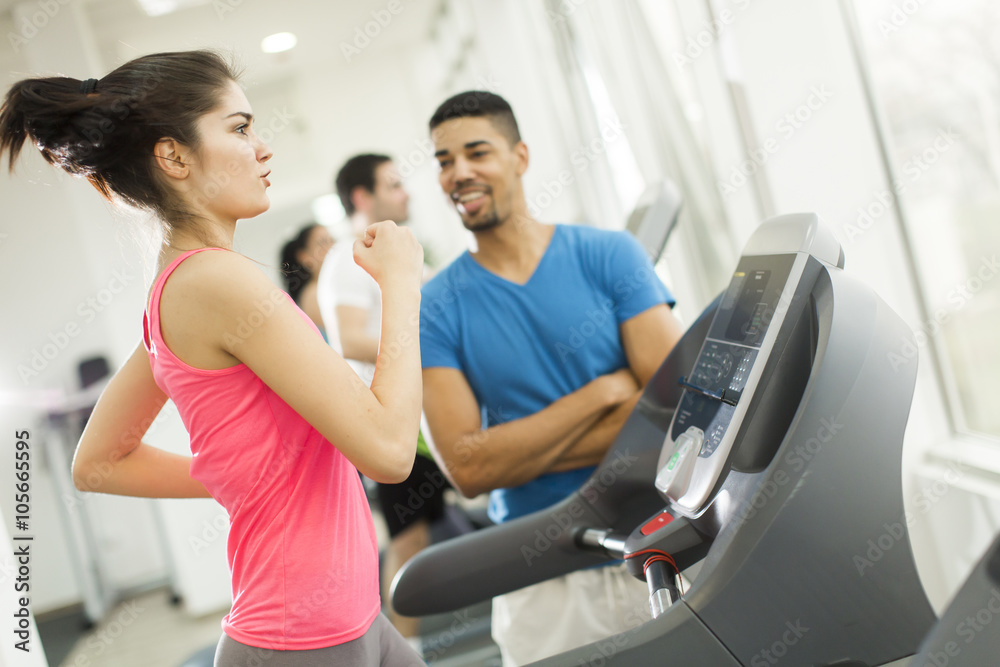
[317,239,380,385]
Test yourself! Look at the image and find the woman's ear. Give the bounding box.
[153,138,191,180]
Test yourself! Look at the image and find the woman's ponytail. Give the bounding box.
[1,76,120,197]
[0,50,241,227]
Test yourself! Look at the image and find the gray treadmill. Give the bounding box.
[911,532,1000,666]
[625,179,683,263]
[393,213,936,665]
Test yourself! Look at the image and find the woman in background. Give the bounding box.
[0,50,425,666]
[281,222,335,336]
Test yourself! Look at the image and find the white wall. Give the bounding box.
[0,1,168,615]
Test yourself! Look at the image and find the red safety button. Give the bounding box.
[640,511,674,536]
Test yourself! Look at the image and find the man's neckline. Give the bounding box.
[465,224,561,287]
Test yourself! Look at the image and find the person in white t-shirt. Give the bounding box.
[317,154,448,647]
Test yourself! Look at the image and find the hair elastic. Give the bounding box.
[80,78,98,95]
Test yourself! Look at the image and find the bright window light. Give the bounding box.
[311,194,345,226]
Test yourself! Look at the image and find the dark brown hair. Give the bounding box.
[0,50,241,230]
[429,90,521,146]
[280,223,321,303]
[335,153,391,216]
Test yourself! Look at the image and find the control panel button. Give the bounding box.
[655,427,705,498]
[721,388,742,406]
[640,510,675,536]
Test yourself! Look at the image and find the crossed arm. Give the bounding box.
[421,304,684,498]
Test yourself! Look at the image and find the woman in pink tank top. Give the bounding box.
[1,51,426,666]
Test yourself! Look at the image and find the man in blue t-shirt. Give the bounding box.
[420,91,684,666]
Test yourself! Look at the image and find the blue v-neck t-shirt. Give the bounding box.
[420,223,675,523]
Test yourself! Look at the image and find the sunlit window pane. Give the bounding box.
[853,0,1000,438]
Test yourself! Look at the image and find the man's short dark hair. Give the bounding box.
[335,153,391,216]
[428,91,521,146]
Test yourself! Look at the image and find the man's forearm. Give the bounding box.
[547,390,643,472]
[342,334,380,364]
[443,382,617,496]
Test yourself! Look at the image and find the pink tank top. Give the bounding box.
[142,248,380,649]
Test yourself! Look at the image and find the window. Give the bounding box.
[850,0,1000,439]
[540,0,739,318]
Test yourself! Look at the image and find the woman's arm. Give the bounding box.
[74,222,423,495]
[72,343,211,498]
[209,223,424,484]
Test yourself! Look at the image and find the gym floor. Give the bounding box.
[40,589,227,667]
[40,503,501,666]
[42,588,501,667]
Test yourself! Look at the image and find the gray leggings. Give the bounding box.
[214,614,426,667]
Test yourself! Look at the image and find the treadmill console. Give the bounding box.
[656,253,802,514]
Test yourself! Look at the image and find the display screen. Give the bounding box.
[709,255,795,348]
[724,270,771,344]
[671,255,796,450]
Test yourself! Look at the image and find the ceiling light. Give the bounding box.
[262,33,297,54]
[136,0,205,17]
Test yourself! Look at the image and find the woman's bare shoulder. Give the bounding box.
[166,250,281,304]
